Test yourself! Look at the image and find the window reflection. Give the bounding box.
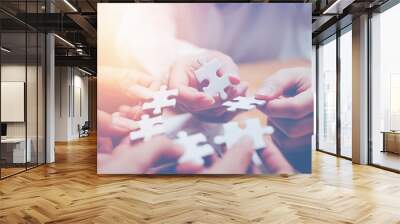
[318,38,337,154]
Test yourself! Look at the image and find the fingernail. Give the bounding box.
[229,74,241,84]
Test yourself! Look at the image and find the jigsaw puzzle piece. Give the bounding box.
[222,96,266,112]
[142,85,179,115]
[214,118,274,166]
[243,119,274,149]
[174,131,214,166]
[130,114,165,141]
[194,58,232,100]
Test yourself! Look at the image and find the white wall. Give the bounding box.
[55,67,89,141]
[1,65,37,138]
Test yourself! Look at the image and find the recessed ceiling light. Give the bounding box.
[78,67,93,76]
[63,0,78,12]
[54,34,75,48]
[1,47,11,53]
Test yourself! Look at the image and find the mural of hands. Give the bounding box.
[98,135,294,175]
[168,51,248,122]
[256,67,314,151]
[97,4,312,175]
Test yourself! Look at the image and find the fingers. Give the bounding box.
[176,162,203,174]
[228,75,241,85]
[226,82,248,100]
[127,84,156,101]
[261,89,313,119]
[261,140,295,174]
[255,67,311,101]
[98,110,131,137]
[203,136,254,174]
[177,86,215,112]
[119,105,144,120]
[268,113,314,138]
[255,70,298,100]
[112,136,184,173]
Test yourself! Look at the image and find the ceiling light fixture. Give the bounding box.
[63,0,78,12]
[1,47,11,53]
[322,0,354,15]
[54,34,75,48]
[78,67,93,76]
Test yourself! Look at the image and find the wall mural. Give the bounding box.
[97,3,312,174]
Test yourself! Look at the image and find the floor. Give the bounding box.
[372,150,400,171]
[0,135,400,223]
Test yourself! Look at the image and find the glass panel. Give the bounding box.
[38,32,45,165]
[26,0,39,169]
[371,4,400,171]
[318,38,337,154]
[27,30,38,169]
[1,30,28,177]
[340,29,352,158]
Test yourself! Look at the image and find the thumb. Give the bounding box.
[255,70,298,101]
[177,85,215,111]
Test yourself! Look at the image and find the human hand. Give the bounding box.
[168,51,247,121]
[177,136,294,174]
[256,67,313,150]
[98,69,161,113]
[97,106,144,154]
[98,104,145,137]
[176,136,255,174]
[98,136,184,174]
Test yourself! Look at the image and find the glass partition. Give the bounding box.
[339,29,352,158]
[38,32,45,165]
[27,30,38,169]
[370,3,400,171]
[317,37,337,154]
[0,1,46,179]
[1,30,28,177]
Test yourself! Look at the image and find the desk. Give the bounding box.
[1,138,31,163]
[382,131,400,154]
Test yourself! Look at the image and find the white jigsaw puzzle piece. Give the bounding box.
[194,58,232,100]
[142,85,179,115]
[222,96,265,112]
[214,118,274,166]
[174,131,214,166]
[130,114,165,141]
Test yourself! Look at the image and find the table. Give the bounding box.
[382,131,400,154]
[1,138,32,164]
